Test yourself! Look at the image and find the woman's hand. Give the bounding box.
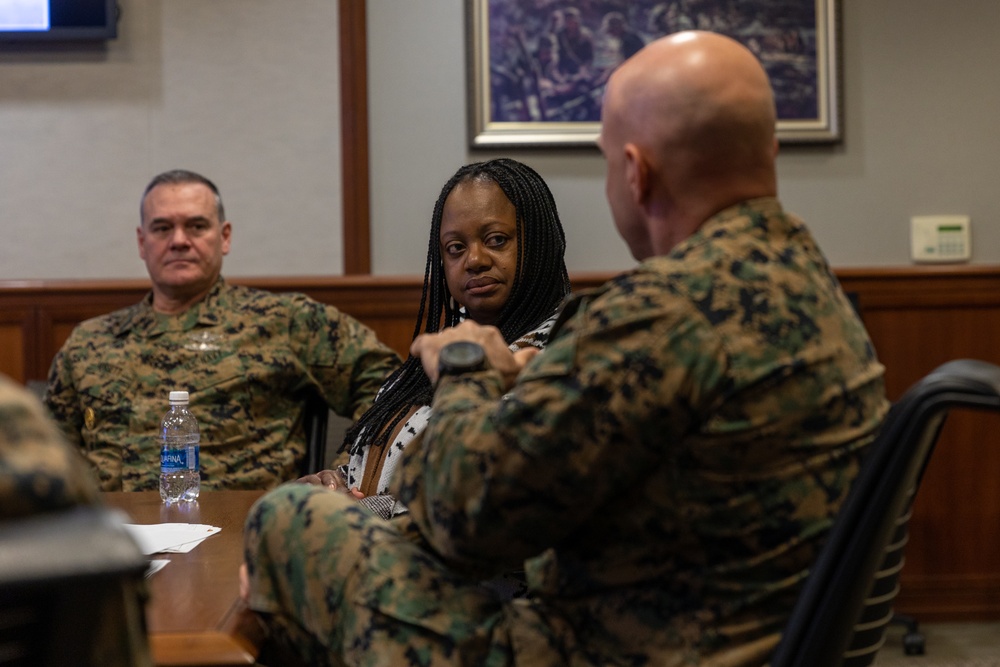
[295,468,348,492]
[296,468,368,502]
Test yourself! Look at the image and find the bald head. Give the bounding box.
[605,30,776,173]
[598,31,779,257]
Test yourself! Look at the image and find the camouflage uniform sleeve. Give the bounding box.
[1,374,100,520]
[396,284,728,571]
[40,313,133,491]
[288,295,401,421]
[43,334,87,453]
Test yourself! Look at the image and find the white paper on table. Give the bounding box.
[124,523,221,555]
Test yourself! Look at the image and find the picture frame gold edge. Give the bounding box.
[467,0,843,149]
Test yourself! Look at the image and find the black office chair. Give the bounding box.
[0,505,152,666]
[769,359,1000,667]
[301,389,330,476]
[842,291,925,656]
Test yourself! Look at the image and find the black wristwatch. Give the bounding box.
[438,341,487,378]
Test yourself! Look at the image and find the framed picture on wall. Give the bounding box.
[467,0,841,148]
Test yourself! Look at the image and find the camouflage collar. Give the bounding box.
[665,197,791,259]
[550,198,792,342]
[115,277,227,338]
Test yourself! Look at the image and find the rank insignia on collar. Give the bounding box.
[84,407,96,430]
[185,330,223,352]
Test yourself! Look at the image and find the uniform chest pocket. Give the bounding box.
[124,342,253,448]
[76,366,135,442]
[175,348,253,446]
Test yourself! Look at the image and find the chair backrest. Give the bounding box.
[302,389,330,476]
[0,505,152,666]
[769,359,1000,667]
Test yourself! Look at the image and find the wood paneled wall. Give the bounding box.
[2,266,1000,620]
[836,266,1000,620]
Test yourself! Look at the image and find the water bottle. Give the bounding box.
[159,390,201,503]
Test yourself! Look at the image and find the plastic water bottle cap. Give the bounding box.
[169,390,189,404]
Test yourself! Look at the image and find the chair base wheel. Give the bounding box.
[902,632,926,655]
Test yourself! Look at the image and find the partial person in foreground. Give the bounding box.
[242,31,889,666]
[301,157,571,520]
[45,169,400,492]
[0,374,98,519]
[0,374,151,666]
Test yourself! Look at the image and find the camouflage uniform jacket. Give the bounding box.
[45,278,400,492]
[395,198,889,665]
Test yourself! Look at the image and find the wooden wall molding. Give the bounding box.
[3,265,1000,620]
[837,265,1000,309]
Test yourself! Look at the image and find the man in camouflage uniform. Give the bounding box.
[241,32,889,666]
[1,374,151,665]
[45,170,400,491]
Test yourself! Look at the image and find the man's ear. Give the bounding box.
[623,142,650,207]
[220,221,232,255]
[136,226,147,261]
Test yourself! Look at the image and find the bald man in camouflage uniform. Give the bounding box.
[45,170,400,491]
[241,32,888,666]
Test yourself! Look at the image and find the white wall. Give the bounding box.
[2,0,999,281]
[0,0,342,281]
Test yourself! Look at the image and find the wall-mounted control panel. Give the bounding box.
[910,215,971,263]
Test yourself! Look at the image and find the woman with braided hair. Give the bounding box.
[301,157,571,519]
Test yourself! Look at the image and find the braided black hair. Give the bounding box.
[341,158,571,455]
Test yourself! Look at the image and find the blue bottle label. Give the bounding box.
[161,448,188,470]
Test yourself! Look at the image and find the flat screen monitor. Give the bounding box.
[0,0,118,42]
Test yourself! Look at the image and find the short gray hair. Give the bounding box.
[140,169,225,222]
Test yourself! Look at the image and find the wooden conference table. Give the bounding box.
[103,490,266,667]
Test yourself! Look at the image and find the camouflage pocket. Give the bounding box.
[76,365,134,441]
[182,350,252,446]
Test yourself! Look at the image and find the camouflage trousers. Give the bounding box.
[243,484,514,667]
